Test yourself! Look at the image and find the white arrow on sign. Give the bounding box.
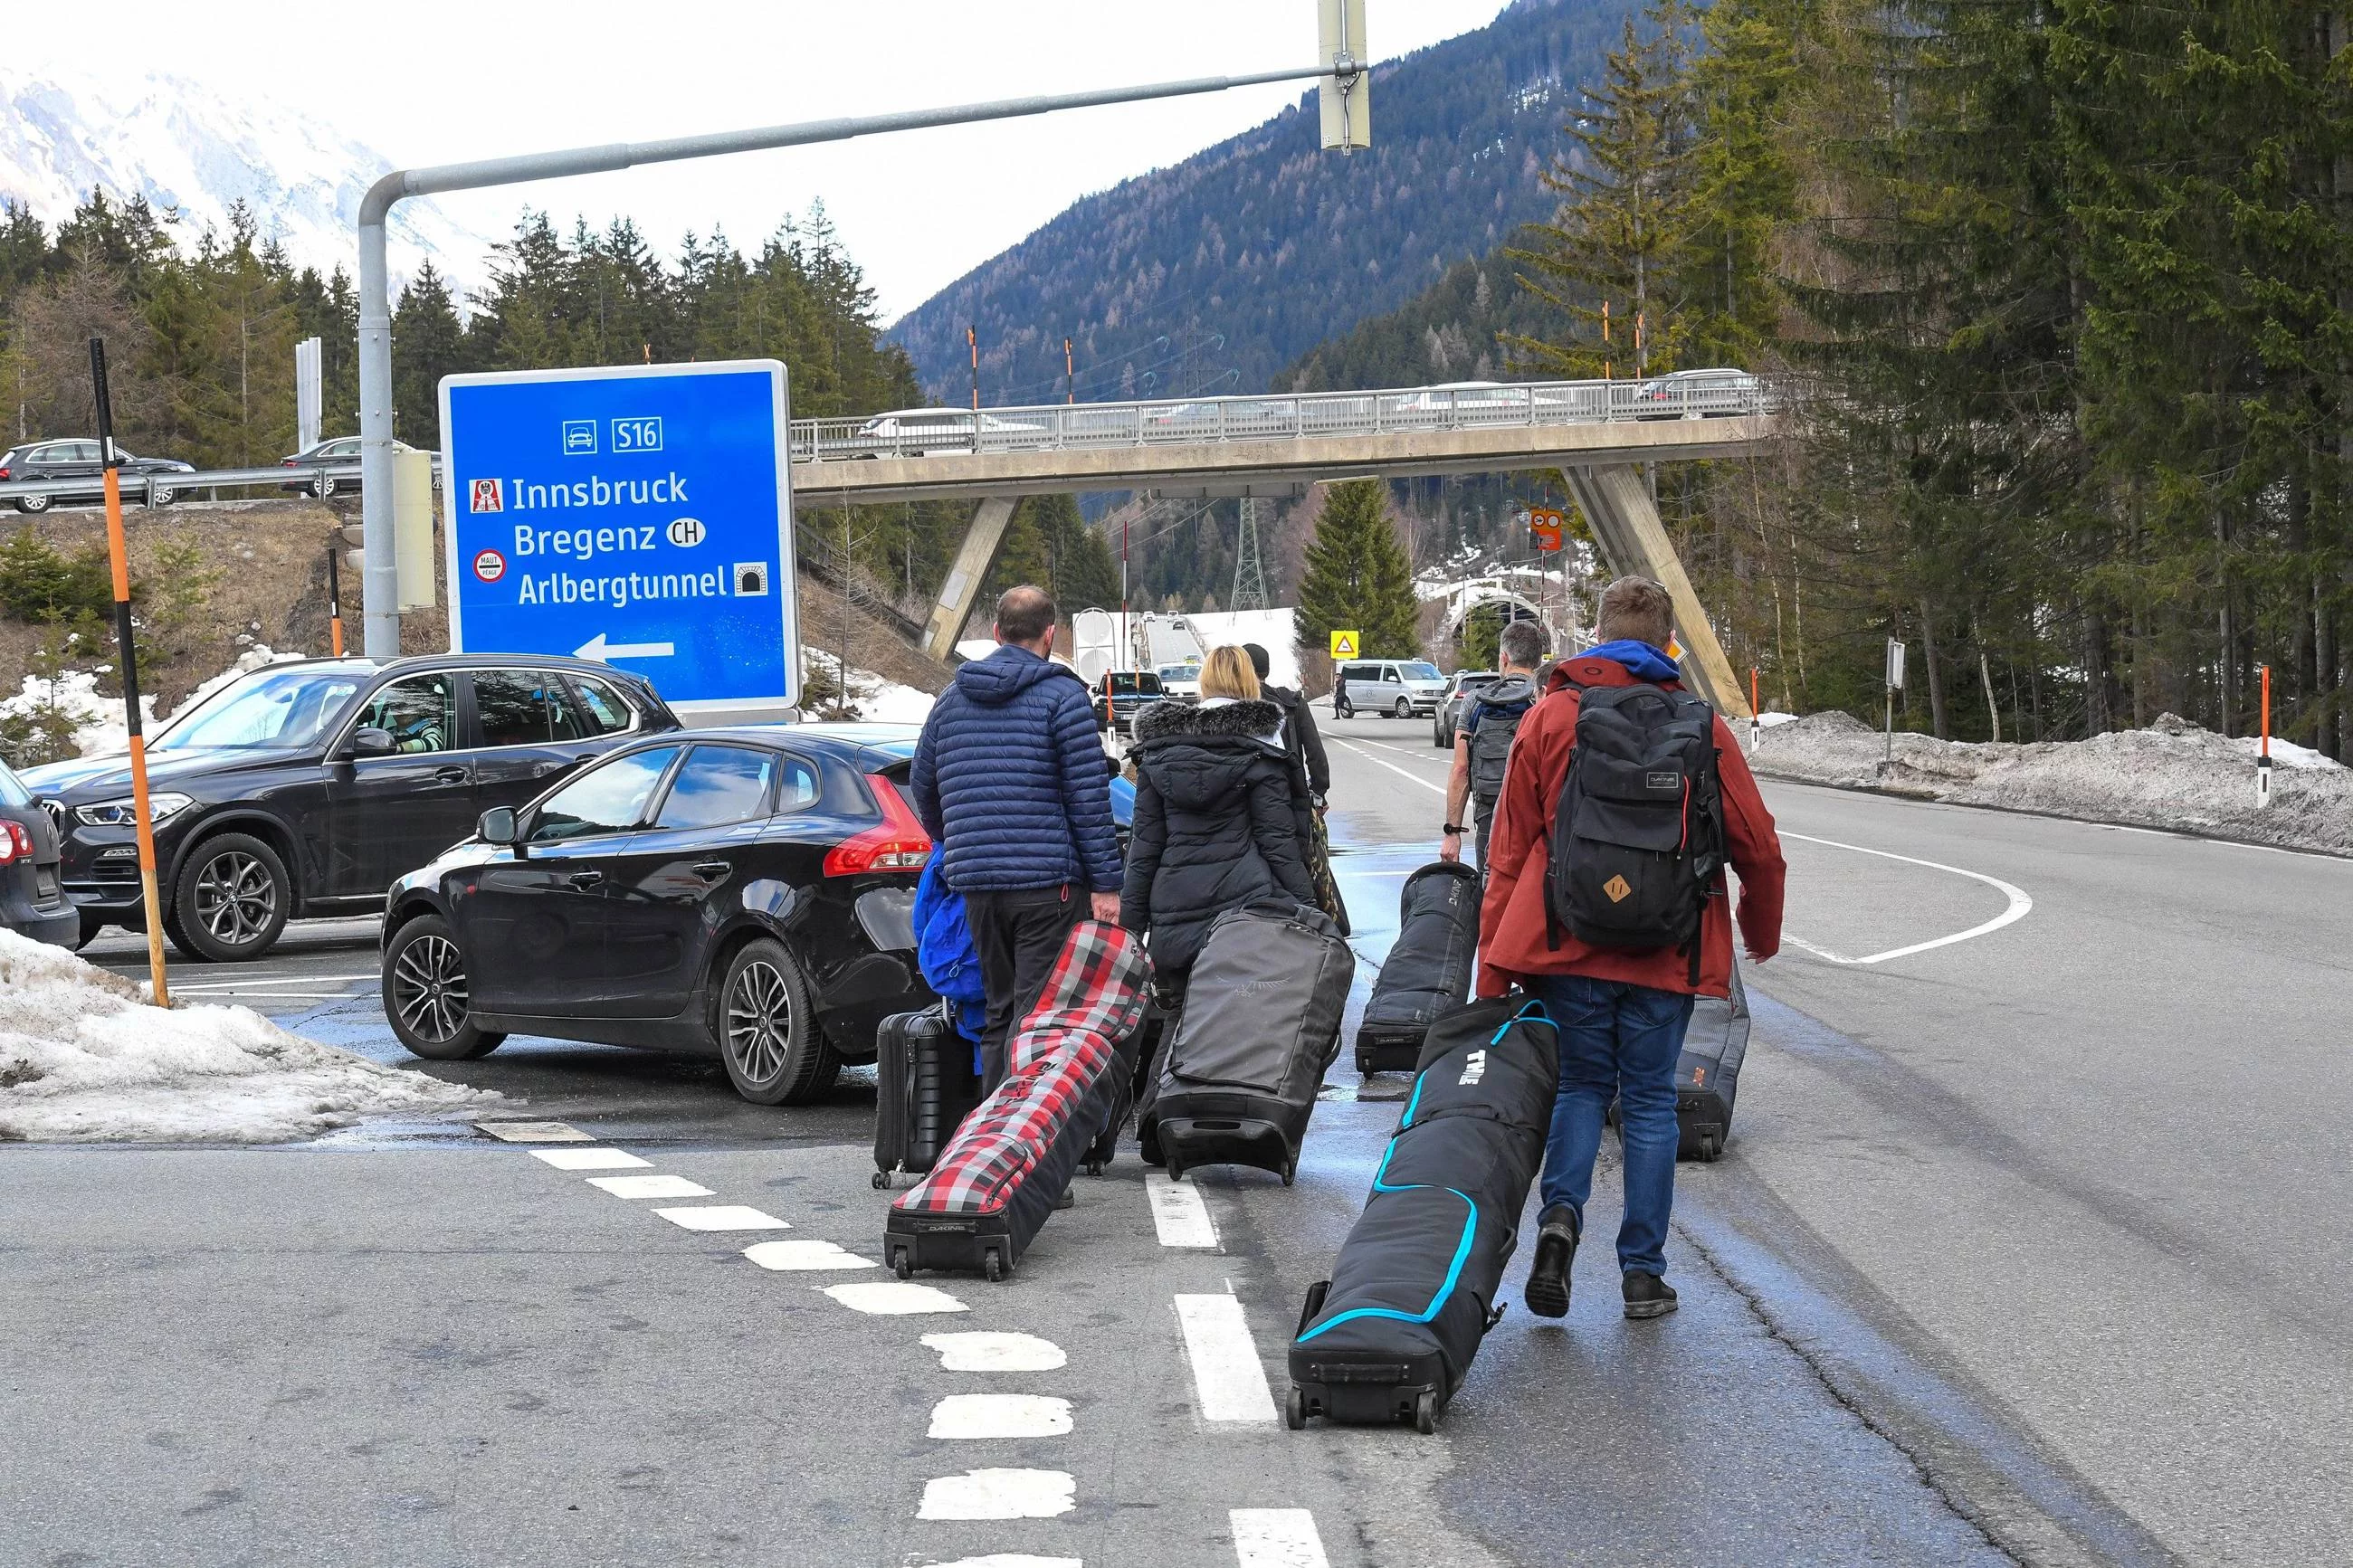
[575,632,676,661]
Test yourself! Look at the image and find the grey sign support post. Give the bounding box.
[356,62,1359,658]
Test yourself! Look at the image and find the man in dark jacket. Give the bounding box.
[1442,618,1548,870]
[1243,643,1330,800]
[910,584,1122,1088]
[1478,576,1786,1323]
[1119,697,1316,980]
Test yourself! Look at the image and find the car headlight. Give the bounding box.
[75,793,194,827]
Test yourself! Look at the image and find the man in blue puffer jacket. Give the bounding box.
[910,584,1123,1088]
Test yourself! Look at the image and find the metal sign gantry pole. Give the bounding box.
[356,63,1356,658]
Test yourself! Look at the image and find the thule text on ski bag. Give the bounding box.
[1545,682,1725,978]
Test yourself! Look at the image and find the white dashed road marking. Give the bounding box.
[917,1468,1078,1520]
[922,1332,1067,1372]
[653,1204,790,1231]
[1174,1294,1279,1423]
[1329,738,1447,796]
[927,1394,1074,1440]
[477,1120,591,1143]
[529,1147,651,1171]
[824,1280,968,1316]
[912,1556,1080,1568]
[741,1239,875,1271]
[586,1174,713,1199]
[1230,1508,1331,1568]
[1146,1173,1218,1248]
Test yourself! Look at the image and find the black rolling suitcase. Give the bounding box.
[1288,994,1559,1432]
[1146,901,1354,1185]
[886,923,1152,1281]
[1354,861,1481,1075]
[872,1005,982,1189]
[1675,960,1751,1161]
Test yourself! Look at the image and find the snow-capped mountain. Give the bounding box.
[0,67,491,287]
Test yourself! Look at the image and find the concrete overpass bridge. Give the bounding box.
[790,375,1783,715]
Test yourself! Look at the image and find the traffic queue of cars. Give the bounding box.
[7,657,1137,1110]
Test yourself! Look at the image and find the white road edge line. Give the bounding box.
[1146,1173,1218,1249]
[1781,831,2033,965]
[1329,738,1446,796]
[1231,1507,1331,1568]
[1174,1293,1278,1423]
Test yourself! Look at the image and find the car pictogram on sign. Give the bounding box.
[473,548,507,584]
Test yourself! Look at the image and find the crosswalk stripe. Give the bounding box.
[1174,1294,1278,1423]
[1229,1508,1330,1568]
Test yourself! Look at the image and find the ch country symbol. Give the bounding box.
[1329,629,1360,660]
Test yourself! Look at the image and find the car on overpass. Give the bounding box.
[828,408,1053,459]
[1,439,196,512]
[20,654,677,961]
[1627,367,1764,419]
[0,755,78,948]
[1432,670,1502,748]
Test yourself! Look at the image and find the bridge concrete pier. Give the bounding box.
[1562,463,1751,719]
[921,495,1023,662]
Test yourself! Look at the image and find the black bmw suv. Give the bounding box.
[19,654,679,961]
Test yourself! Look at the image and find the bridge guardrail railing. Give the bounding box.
[787,375,1778,463]
[0,459,438,508]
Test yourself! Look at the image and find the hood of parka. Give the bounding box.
[1131,698,1285,813]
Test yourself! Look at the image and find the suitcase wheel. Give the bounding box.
[982,1248,1008,1284]
[1697,1134,1722,1162]
[1285,1385,1308,1430]
[1414,1391,1439,1435]
[1354,1050,1374,1076]
[891,1248,913,1280]
[1281,1162,1295,1187]
[1084,1157,1106,1178]
[871,1170,891,1190]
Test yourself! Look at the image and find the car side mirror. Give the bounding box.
[478,806,519,846]
[348,727,395,758]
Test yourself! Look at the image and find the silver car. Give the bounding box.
[1333,660,1450,719]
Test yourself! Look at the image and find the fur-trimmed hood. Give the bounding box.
[1130,697,1283,744]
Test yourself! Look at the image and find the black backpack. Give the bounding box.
[1544,681,1726,982]
[1464,678,1538,808]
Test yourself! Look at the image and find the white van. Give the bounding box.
[1333,660,1449,719]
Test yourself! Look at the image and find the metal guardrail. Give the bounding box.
[0,376,1777,508]
[0,460,438,508]
[788,375,1777,463]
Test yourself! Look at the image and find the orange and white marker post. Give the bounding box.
[89,337,169,1007]
[1748,666,1761,750]
[2256,663,2272,810]
[327,543,345,657]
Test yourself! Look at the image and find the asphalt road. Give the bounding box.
[13,708,2344,1565]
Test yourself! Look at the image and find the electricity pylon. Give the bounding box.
[1231,497,1270,612]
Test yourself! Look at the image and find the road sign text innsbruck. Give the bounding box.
[440,360,799,715]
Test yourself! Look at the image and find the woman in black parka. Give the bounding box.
[1119,646,1318,985]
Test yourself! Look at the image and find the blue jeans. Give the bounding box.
[1526,974,1695,1278]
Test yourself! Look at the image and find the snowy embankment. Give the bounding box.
[0,930,495,1143]
[2,642,304,760]
[803,648,933,724]
[1750,710,2353,854]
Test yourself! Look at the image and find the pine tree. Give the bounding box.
[1510,0,1700,379]
[1293,480,1421,660]
[393,261,468,444]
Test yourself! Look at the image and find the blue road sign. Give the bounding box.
[439,360,798,715]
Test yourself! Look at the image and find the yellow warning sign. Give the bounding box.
[1329,629,1360,660]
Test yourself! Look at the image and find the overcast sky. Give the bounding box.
[21,1,1510,322]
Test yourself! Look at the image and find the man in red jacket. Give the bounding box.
[1477,576,1786,1320]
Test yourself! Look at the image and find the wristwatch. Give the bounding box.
[1443,822,1466,835]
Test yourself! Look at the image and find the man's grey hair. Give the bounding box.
[1498,618,1549,671]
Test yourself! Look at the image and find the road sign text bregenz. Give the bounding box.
[440,360,798,716]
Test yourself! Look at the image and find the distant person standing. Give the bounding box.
[1475,576,1786,1323]
[910,585,1122,1090]
[1441,619,1548,870]
[1243,642,1330,803]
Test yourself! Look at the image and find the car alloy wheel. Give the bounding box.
[719,937,839,1105]
[380,912,505,1060]
[15,491,51,514]
[1394,696,1412,718]
[151,485,176,506]
[166,832,291,962]
[313,476,338,499]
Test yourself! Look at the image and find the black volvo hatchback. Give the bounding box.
[378,725,937,1105]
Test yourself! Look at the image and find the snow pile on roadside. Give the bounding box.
[1183,609,1300,687]
[1751,711,2353,853]
[803,648,933,725]
[0,665,155,759]
[0,930,495,1143]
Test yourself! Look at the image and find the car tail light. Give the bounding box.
[824,774,932,876]
[0,821,32,864]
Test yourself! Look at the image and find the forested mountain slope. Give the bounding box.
[888,0,1630,404]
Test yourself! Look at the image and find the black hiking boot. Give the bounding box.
[1622,1271,1679,1320]
[1523,1204,1579,1318]
[1054,1186,1076,1211]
